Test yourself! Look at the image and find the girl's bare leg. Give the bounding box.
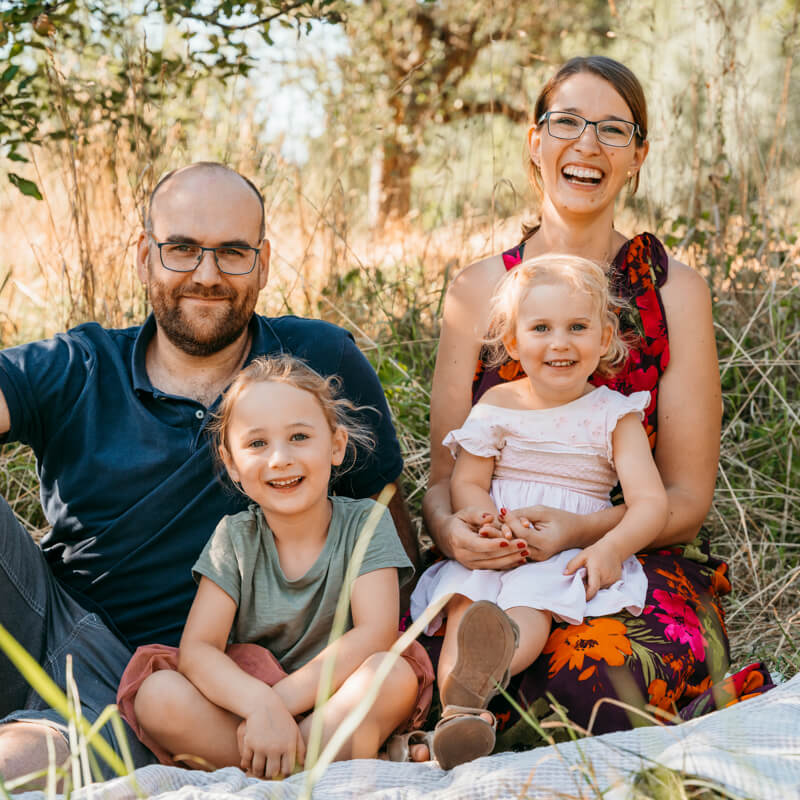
[134,669,241,769]
[505,607,552,676]
[298,652,418,761]
[436,593,473,686]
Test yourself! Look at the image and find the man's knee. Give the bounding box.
[0,721,69,788]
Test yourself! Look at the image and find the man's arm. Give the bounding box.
[0,389,10,436]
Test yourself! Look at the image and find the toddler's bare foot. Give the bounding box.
[409,742,429,762]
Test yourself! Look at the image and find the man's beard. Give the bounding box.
[148,275,257,357]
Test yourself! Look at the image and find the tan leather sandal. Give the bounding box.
[433,601,519,769]
[441,600,519,709]
[386,729,434,762]
[431,705,497,770]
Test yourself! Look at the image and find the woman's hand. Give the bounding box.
[238,704,305,779]
[445,506,528,571]
[500,505,588,560]
[563,538,623,601]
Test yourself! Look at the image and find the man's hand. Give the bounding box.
[563,538,623,601]
[445,507,527,570]
[237,704,305,779]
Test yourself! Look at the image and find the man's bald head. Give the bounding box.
[146,162,266,241]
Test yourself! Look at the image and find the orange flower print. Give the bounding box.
[655,563,699,603]
[497,360,524,382]
[710,563,731,596]
[683,674,712,700]
[543,618,632,679]
[647,677,682,712]
[663,653,687,676]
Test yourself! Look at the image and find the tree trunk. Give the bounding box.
[377,137,418,226]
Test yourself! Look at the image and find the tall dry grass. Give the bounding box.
[0,5,797,795]
[1,133,797,680]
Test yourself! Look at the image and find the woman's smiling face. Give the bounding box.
[529,72,649,218]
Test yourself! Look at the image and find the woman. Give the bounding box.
[420,56,772,751]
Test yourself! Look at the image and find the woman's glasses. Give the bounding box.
[538,111,642,148]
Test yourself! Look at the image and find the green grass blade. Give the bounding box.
[0,623,128,777]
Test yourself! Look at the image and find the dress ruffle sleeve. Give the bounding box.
[604,389,651,464]
[442,404,503,460]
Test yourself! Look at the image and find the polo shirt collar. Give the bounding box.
[132,314,157,394]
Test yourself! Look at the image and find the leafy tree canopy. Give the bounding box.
[0,0,344,196]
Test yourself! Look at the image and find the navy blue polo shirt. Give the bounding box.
[0,314,403,649]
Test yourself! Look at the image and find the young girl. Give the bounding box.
[410,254,668,761]
[116,355,433,778]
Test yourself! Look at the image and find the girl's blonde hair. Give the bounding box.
[485,254,629,377]
[208,354,375,483]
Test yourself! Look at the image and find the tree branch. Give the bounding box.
[178,1,332,32]
[441,99,528,125]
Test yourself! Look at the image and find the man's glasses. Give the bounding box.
[537,111,642,148]
[149,235,261,275]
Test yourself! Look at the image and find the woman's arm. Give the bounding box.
[270,568,400,717]
[422,256,526,569]
[650,259,721,545]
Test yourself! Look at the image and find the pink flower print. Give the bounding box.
[650,590,707,661]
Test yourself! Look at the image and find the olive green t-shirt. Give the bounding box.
[192,497,412,673]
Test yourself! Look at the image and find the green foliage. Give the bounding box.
[0,0,345,198]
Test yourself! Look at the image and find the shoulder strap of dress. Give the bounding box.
[501,242,526,271]
[613,232,670,289]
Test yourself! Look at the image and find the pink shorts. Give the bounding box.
[117,640,434,766]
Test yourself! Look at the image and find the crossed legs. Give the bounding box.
[134,652,419,773]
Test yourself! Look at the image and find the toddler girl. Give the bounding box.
[410,254,667,762]
[117,355,432,778]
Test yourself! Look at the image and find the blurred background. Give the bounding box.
[0,0,798,683]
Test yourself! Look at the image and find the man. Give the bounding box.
[0,163,418,783]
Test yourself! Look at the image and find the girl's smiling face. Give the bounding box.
[220,380,348,523]
[529,72,649,218]
[505,281,613,407]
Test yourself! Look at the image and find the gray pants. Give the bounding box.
[0,498,158,778]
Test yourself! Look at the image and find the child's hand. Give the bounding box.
[500,506,584,560]
[477,512,504,538]
[563,539,623,601]
[238,704,305,779]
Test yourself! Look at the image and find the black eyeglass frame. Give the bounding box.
[537,111,643,148]
[148,233,262,276]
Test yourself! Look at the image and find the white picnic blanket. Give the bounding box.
[15,673,800,800]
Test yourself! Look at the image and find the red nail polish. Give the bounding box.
[500,507,508,515]
[499,541,509,548]
[479,532,488,537]
[521,550,530,557]
[517,541,526,549]
[482,512,491,518]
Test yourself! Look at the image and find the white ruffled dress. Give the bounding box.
[411,386,651,633]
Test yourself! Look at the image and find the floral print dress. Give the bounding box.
[421,232,773,744]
